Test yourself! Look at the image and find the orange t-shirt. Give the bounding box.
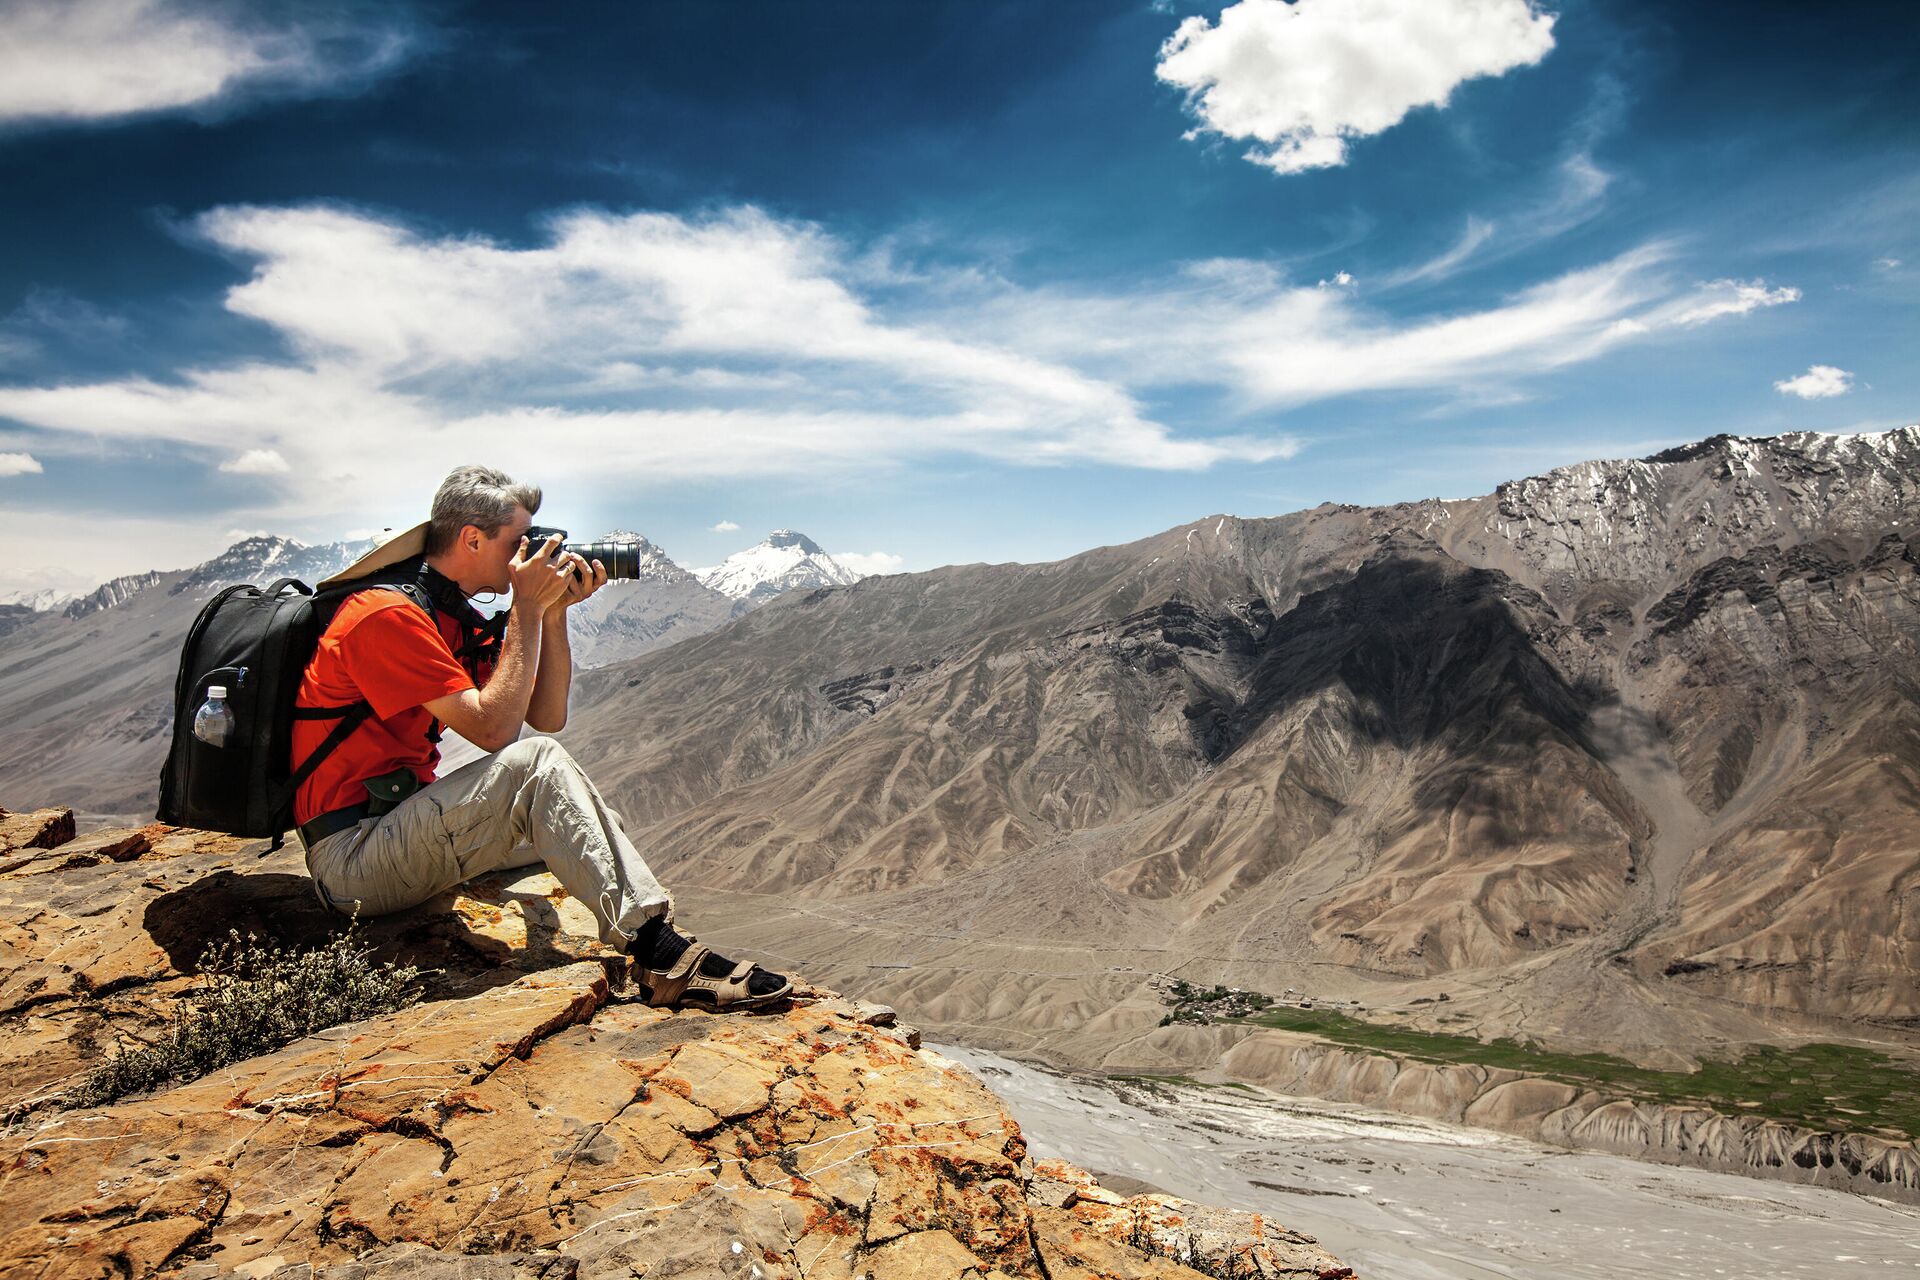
[291,591,492,826]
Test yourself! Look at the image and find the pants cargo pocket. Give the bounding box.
[323,797,464,918]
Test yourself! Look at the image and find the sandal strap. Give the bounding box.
[641,941,712,1005]
[637,942,785,1009]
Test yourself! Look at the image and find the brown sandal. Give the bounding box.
[634,939,793,1011]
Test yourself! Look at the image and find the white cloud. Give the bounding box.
[222,527,270,540]
[0,204,1293,535]
[1874,257,1902,272]
[0,452,43,476]
[1663,279,1800,327]
[709,520,741,532]
[0,0,420,127]
[833,551,907,577]
[1317,271,1356,288]
[1157,0,1556,175]
[948,243,1800,410]
[217,446,291,474]
[1774,365,1854,399]
[1388,217,1497,287]
[0,201,1804,547]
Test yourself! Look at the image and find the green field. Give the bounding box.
[1239,1003,1920,1141]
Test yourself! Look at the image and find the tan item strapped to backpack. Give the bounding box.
[319,522,430,589]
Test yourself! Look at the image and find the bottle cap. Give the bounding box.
[207,685,227,699]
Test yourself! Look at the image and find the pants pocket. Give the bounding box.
[318,800,463,917]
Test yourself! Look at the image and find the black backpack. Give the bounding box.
[156,572,436,846]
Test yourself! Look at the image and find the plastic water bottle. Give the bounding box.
[192,685,235,748]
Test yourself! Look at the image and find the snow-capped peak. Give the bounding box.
[762,528,825,555]
[0,586,80,612]
[695,529,858,605]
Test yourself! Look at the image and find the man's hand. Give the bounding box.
[556,552,608,609]
[508,533,573,618]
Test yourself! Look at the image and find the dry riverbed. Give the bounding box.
[939,1044,1920,1280]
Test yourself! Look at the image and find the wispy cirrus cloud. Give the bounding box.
[0,203,1296,533]
[940,242,1800,410]
[1661,279,1801,328]
[0,0,424,128]
[0,202,1803,539]
[1157,0,1557,175]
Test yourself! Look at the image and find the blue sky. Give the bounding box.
[0,0,1913,598]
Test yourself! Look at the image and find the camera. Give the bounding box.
[521,526,644,580]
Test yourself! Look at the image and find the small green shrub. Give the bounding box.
[70,927,421,1109]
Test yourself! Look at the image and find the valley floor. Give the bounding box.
[939,1045,1920,1280]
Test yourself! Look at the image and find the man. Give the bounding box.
[293,464,789,1011]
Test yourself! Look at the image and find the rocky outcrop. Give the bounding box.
[0,808,1355,1280]
[63,570,163,619]
[1028,1161,1351,1278]
[1217,1031,1920,1205]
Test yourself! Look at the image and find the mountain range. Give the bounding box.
[5,430,1917,1071]
[0,528,865,817]
[563,528,860,668]
[541,427,1920,1068]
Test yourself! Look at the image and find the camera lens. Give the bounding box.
[563,541,642,580]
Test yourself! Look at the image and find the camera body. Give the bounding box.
[521,525,644,580]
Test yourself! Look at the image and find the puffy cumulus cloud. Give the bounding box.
[709,520,742,532]
[1774,365,1854,399]
[217,447,291,474]
[0,452,43,476]
[832,551,907,577]
[1157,0,1556,175]
[0,0,421,127]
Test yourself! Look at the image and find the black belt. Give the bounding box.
[299,802,371,849]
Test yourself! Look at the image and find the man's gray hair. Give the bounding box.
[426,465,542,555]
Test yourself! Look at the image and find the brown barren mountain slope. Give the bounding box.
[555,429,1920,1065]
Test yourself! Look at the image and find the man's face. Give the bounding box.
[475,505,535,593]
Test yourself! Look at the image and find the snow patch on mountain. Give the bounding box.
[695,529,862,605]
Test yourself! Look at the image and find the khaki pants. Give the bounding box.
[302,736,671,947]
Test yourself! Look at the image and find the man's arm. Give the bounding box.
[526,610,572,733]
[525,552,607,734]
[424,534,573,752]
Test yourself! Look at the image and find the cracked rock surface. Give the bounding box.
[0,810,1355,1280]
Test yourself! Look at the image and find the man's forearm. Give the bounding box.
[473,607,543,741]
[527,610,573,731]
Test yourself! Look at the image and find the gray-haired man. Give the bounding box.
[291,465,789,1010]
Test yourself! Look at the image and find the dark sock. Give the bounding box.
[628,916,689,969]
